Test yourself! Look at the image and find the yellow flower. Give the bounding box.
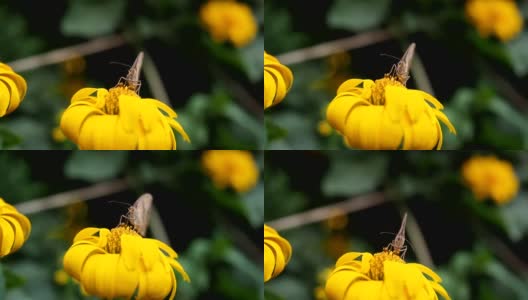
[264,224,292,282]
[315,268,333,300]
[325,251,451,300]
[202,150,259,193]
[60,86,190,150]
[0,198,31,257]
[461,155,519,205]
[54,269,70,285]
[326,76,456,150]
[318,120,333,137]
[465,0,523,42]
[199,0,257,47]
[0,62,27,117]
[63,225,190,300]
[324,211,348,231]
[264,51,293,109]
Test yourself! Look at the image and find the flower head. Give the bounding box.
[465,0,523,42]
[326,45,455,150]
[0,197,31,257]
[325,250,451,300]
[63,225,190,300]
[462,155,519,205]
[264,224,292,282]
[60,53,189,150]
[202,150,259,193]
[264,51,293,109]
[0,62,27,117]
[199,0,257,47]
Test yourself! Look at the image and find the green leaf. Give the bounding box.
[322,153,388,197]
[487,96,528,146]
[265,119,288,143]
[3,268,25,290]
[0,264,5,299]
[264,289,285,300]
[2,118,53,150]
[327,0,390,31]
[266,113,319,150]
[240,36,264,82]
[499,196,528,242]
[224,101,264,148]
[506,31,528,76]
[64,151,128,182]
[242,182,264,227]
[0,127,21,149]
[265,276,312,300]
[441,88,475,149]
[61,0,126,37]
[484,260,528,299]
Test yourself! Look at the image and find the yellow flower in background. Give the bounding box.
[0,198,31,257]
[54,269,70,286]
[315,267,333,300]
[60,85,189,150]
[202,150,259,193]
[264,224,292,282]
[325,251,451,300]
[264,51,293,109]
[199,0,257,47]
[63,225,190,300]
[326,76,456,150]
[462,155,519,205]
[0,62,27,117]
[465,0,523,42]
[318,120,333,137]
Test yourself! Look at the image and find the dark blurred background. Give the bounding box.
[264,150,528,300]
[0,150,263,300]
[0,0,264,149]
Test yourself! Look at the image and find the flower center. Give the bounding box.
[106,224,140,254]
[103,85,139,115]
[370,76,403,105]
[369,250,405,280]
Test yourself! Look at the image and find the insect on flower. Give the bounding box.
[120,193,153,236]
[384,213,408,258]
[116,51,144,93]
[387,43,415,86]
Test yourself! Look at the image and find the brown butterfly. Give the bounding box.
[117,51,144,93]
[388,43,415,86]
[384,212,408,258]
[121,193,153,236]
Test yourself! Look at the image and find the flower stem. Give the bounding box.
[15,178,130,215]
[8,35,126,72]
[266,192,386,231]
[401,208,435,268]
[275,29,393,65]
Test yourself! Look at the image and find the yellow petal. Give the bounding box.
[2,215,25,252]
[63,243,106,280]
[325,266,370,300]
[264,245,275,282]
[0,218,15,256]
[71,88,99,103]
[264,71,277,109]
[326,94,370,134]
[344,106,403,150]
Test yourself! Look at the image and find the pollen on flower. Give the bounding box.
[369,250,405,280]
[103,85,138,115]
[106,224,140,254]
[371,76,404,105]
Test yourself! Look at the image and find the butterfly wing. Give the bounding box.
[130,193,153,236]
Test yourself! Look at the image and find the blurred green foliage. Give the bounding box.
[0,0,263,149]
[0,151,263,300]
[265,0,528,150]
[264,151,528,300]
